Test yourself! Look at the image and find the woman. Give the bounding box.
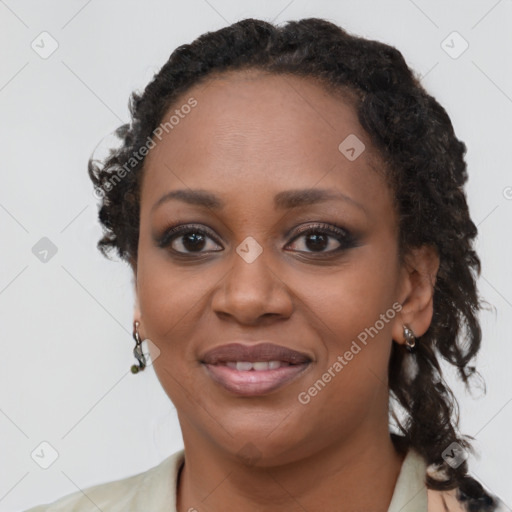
[25,17,507,512]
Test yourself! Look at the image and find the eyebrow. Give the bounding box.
[151,188,366,214]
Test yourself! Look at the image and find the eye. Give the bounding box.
[157,224,222,254]
[285,223,356,254]
[157,222,358,257]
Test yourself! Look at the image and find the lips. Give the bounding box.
[200,343,312,396]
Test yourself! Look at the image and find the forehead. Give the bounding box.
[140,70,391,217]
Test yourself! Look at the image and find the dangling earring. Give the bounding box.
[131,320,147,373]
[403,324,417,353]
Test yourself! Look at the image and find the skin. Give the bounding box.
[133,70,440,512]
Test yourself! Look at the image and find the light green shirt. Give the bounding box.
[25,447,428,512]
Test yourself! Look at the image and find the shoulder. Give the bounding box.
[427,474,507,512]
[391,438,507,512]
[23,449,185,512]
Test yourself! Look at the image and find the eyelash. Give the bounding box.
[157,222,358,257]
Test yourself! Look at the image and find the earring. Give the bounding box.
[403,324,416,352]
[131,320,147,374]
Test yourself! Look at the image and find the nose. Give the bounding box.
[211,245,294,326]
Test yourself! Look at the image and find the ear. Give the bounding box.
[391,244,440,346]
[132,269,143,331]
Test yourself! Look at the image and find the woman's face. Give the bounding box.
[135,70,414,465]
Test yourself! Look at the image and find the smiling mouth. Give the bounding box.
[200,342,312,365]
[200,342,312,396]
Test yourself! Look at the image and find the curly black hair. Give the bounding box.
[88,17,485,493]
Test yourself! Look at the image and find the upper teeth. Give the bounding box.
[225,361,289,371]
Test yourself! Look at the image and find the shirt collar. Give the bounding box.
[387,448,428,512]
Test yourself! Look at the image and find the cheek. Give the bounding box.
[136,243,199,348]
[298,247,400,407]
[138,269,200,341]
[307,252,398,343]
[295,271,396,429]
[136,259,204,406]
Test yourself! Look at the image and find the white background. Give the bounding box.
[1,1,511,510]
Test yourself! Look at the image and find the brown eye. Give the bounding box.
[158,224,223,254]
[286,223,357,254]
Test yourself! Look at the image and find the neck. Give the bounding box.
[176,426,405,512]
